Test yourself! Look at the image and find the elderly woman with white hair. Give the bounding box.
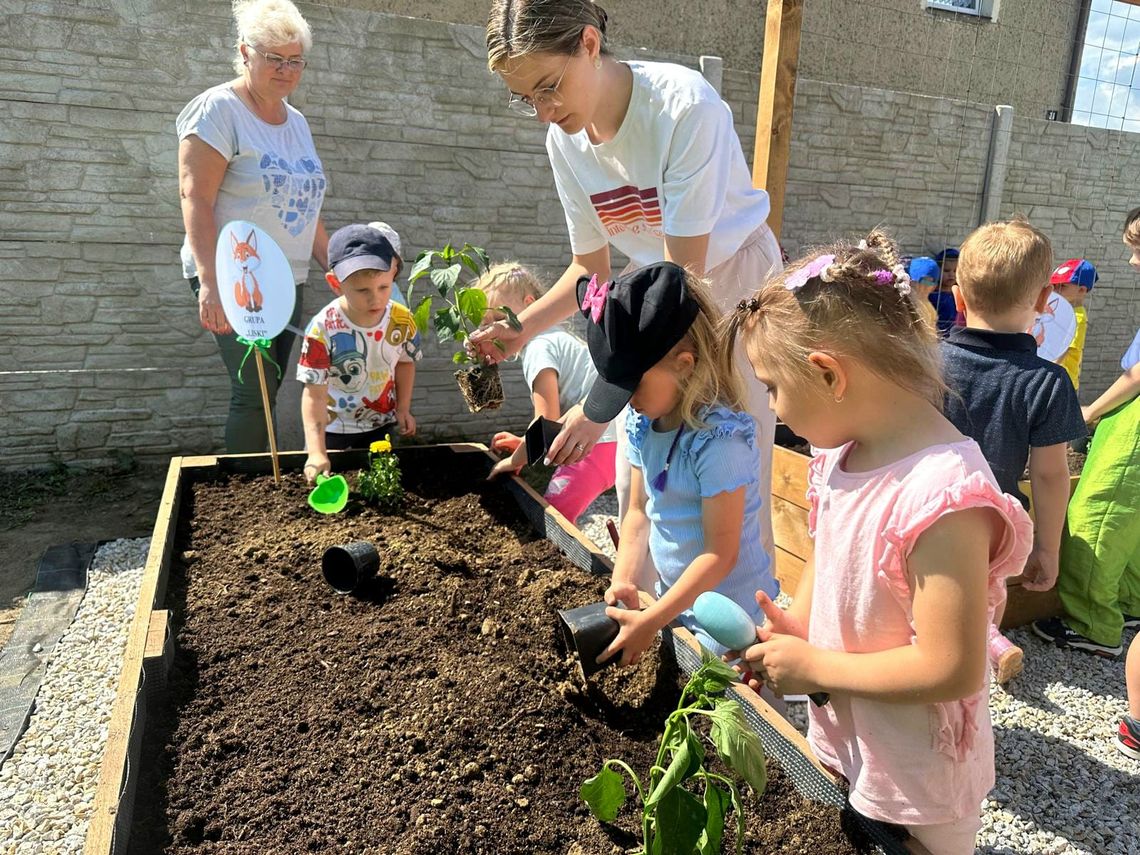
[177,0,329,453]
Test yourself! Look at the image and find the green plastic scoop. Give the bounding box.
[308,473,349,514]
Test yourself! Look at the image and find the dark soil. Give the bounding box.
[129,452,877,854]
[456,363,504,413]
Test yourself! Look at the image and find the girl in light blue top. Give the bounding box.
[575,262,777,667]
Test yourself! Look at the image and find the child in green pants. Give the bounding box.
[1034,207,1140,659]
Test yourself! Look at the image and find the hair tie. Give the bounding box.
[785,254,836,291]
[736,297,761,314]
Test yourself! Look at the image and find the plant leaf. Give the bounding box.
[412,296,433,338]
[462,243,491,272]
[435,306,463,344]
[431,264,462,297]
[457,287,488,329]
[452,350,469,364]
[458,251,483,277]
[707,700,767,795]
[580,767,627,822]
[498,305,523,332]
[649,786,707,855]
[441,243,455,263]
[646,726,703,809]
[408,253,434,284]
[686,654,740,700]
[696,781,729,855]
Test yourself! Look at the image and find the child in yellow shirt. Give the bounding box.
[1051,258,1097,391]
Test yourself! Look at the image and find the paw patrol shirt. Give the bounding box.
[297,297,420,434]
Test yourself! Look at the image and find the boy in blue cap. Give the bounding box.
[297,224,420,483]
[907,256,940,329]
[931,248,960,335]
[1050,258,1097,391]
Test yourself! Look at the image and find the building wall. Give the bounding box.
[339,0,1085,117]
[1,1,1134,469]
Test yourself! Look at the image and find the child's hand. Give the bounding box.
[396,410,416,436]
[755,590,808,640]
[739,629,819,697]
[600,605,658,667]
[303,453,331,485]
[603,581,640,611]
[488,456,522,480]
[491,431,523,454]
[1021,546,1060,592]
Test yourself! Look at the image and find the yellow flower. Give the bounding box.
[369,438,392,454]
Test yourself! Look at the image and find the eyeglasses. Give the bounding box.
[246,43,308,72]
[507,55,573,117]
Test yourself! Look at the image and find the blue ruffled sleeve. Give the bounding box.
[687,408,759,498]
[625,409,650,469]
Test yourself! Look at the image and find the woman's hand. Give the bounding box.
[197,279,231,334]
[468,319,526,365]
[545,404,607,466]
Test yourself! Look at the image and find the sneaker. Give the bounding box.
[1116,716,1140,761]
[1031,616,1123,658]
[988,630,1023,683]
[1124,614,1140,630]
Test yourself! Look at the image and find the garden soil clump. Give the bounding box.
[130,454,873,854]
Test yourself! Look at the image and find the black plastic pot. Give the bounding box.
[557,601,623,678]
[321,541,380,595]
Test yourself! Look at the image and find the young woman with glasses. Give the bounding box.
[471,0,782,581]
[176,0,329,453]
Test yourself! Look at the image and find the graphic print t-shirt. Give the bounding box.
[546,61,769,270]
[177,84,327,284]
[297,298,419,435]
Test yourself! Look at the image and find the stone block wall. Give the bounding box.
[0,0,1135,469]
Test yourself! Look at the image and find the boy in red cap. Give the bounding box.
[1051,258,1098,391]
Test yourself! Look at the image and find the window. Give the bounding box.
[924,0,998,19]
[1071,0,1140,131]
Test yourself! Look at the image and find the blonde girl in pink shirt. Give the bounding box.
[723,230,1034,854]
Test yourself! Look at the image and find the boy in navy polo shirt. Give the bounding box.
[941,220,1085,682]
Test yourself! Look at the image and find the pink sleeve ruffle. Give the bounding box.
[876,470,1033,620]
[805,451,829,538]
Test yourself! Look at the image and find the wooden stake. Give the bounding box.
[752,0,803,242]
[255,349,282,485]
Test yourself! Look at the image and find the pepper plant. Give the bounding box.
[358,437,403,509]
[406,243,521,364]
[580,653,767,854]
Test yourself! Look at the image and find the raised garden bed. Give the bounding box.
[772,426,1081,630]
[87,445,906,854]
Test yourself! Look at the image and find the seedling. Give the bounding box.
[406,242,521,412]
[358,437,403,509]
[580,653,767,854]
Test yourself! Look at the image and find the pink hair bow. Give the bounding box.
[581,274,609,324]
[784,254,836,292]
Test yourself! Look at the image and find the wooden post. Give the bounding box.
[752,0,803,241]
[254,350,282,485]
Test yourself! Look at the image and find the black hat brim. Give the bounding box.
[583,372,641,424]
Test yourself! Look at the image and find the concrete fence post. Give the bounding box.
[980,104,1014,225]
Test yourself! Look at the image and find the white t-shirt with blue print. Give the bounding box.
[626,405,777,653]
[177,83,327,285]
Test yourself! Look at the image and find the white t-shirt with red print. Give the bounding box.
[297,298,419,435]
[546,61,770,270]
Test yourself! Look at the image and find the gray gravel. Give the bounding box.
[0,538,149,854]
